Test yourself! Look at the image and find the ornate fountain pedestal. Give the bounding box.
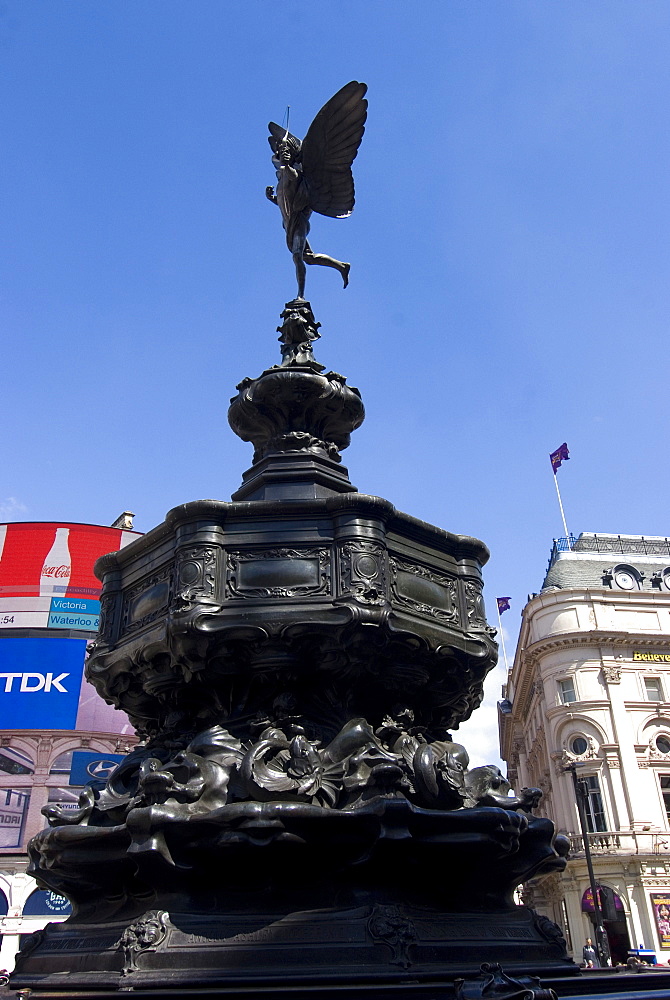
[12,303,577,999]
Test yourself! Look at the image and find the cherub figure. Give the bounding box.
[266,81,367,299]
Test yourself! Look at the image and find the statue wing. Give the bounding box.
[300,81,367,219]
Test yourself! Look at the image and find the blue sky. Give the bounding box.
[2,2,670,764]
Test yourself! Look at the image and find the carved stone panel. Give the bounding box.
[338,540,388,604]
[122,567,172,633]
[390,558,459,624]
[174,545,218,611]
[225,547,331,599]
[367,904,417,969]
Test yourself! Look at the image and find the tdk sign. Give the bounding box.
[0,637,86,729]
[0,672,70,692]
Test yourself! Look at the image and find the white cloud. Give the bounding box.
[0,497,28,519]
[455,663,507,770]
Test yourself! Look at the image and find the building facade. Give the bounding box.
[500,533,670,966]
[0,518,140,971]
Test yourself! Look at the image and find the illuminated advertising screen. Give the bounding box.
[0,637,87,728]
[0,636,135,734]
[0,522,140,631]
[0,521,140,734]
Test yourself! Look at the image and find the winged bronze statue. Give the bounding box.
[266,81,367,299]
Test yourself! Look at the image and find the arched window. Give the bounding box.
[0,746,34,775]
[22,889,72,917]
[0,887,8,916]
[49,751,75,776]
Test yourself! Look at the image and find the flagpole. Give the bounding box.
[553,472,571,548]
[496,605,510,672]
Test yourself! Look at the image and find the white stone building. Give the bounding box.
[499,533,670,966]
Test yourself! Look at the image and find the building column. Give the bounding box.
[604,674,652,829]
[23,784,49,844]
[627,880,652,952]
[0,924,21,972]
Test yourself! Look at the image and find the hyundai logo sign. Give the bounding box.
[70,751,125,787]
[86,759,120,780]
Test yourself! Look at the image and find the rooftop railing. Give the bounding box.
[547,534,670,573]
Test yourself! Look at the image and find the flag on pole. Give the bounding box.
[550,442,570,474]
[496,597,511,614]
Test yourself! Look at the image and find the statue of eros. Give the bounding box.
[266,81,367,300]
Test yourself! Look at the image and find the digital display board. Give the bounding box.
[0,636,136,734]
[0,522,140,630]
[0,637,87,729]
[0,521,142,734]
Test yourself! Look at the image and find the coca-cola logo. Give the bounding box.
[41,565,71,579]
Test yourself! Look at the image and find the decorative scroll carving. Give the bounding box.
[455,962,557,1000]
[390,557,459,624]
[117,910,169,975]
[97,593,117,642]
[16,928,46,962]
[339,540,388,604]
[463,581,487,629]
[367,904,417,968]
[226,547,331,599]
[174,545,218,611]
[533,912,567,954]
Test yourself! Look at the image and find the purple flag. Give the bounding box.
[496,597,511,614]
[550,442,570,474]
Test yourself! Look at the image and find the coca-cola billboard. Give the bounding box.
[0,522,140,630]
[0,522,141,735]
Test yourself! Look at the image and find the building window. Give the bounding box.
[613,564,642,590]
[660,776,670,823]
[571,735,588,756]
[656,736,670,755]
[558,678,577,704]
[49,751,75,775]
[581,775,607,833]
[0,747,34,775]
[644,677,664,702]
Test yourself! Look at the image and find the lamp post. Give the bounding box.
[566,763,611,968]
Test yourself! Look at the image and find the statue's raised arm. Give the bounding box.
[267,81,367,300]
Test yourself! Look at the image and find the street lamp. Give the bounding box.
[565,763,611,968]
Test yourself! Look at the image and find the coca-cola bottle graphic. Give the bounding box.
[40,527,71,597]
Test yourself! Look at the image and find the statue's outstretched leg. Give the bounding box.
[293,251,307,299]
[304,242,350,288]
